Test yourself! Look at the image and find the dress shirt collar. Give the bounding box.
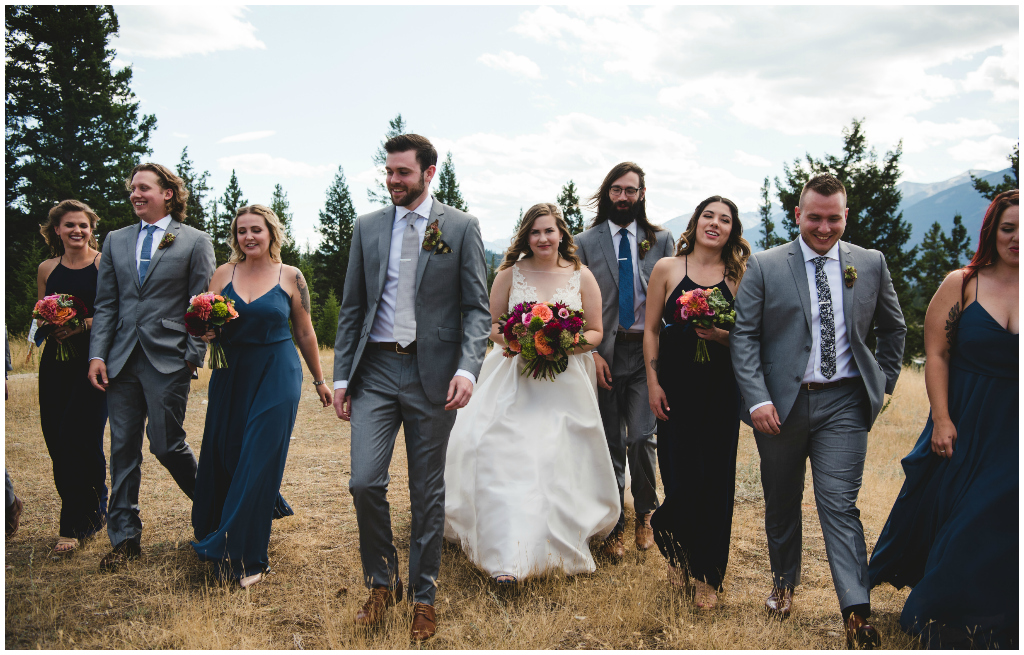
[798,236,840,263]
[612,220,636,239]
[395,195,433,225]
[140,215,173,232]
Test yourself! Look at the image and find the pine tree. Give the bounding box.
[367,113,407,206]
[314,290,341,348]
[557,180,584,235]
[756,176,786,250]
[176,147,211,231]
[315,166,357,301]
[970,143,1019,200]
[212,170,246,264]
[270,183,300,265]
[433,151,468,211]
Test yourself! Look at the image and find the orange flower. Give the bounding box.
[573,333,580,344]
[508,339,521,352]
[531,303,554,322]
[534,331,554,356]
[54,307,74,324]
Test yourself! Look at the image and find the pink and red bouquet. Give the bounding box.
[674,287,736,363]
[499,301,589,381]
[185,293,238,369]
[33,294,89,360]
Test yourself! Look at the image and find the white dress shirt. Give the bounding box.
[609,220,646,332]
[749,238,859,415]
[335,196,475,391]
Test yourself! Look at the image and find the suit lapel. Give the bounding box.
[376,206,397,294]
[839,242,855,338]
[126,224,142,290]
[415,200,445,294]
[141,220,179,287]
[787,239,813,333]
[596,221,619,286]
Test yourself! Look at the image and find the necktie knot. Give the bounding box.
[145,225,157,235]
[619,227,629,238]
[813,256,828,271]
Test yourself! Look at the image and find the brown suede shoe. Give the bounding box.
[601,532,625,562]
[354,579,403,627]
[845,613,881,650]
[635,511,654,551]
[410,602,436,642]
[98,539,141,572]
[765,586,793,619]
[6,495,23,537]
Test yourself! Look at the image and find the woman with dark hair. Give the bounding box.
[35,199,109,554]
[444,203,618,583]
[869,190,1018,648]
[643,195,750,609]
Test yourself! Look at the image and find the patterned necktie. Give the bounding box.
[813,256,836,379]
[618,228,635,329]
[392,213,419,347]
[138,224,158,285]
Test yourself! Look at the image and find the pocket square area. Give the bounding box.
[435,241,453,254]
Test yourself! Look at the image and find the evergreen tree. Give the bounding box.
[212,170,246,264]
[176,146,211,231]
[314,290,341,348]
[970,143,1019,200]
[315,166,357,301]
[557,180,584,235]
[433,151,468,211]
[367,113,407,206]
[756,176,786,250]
[5,5,155,328]
[270,183,300,266]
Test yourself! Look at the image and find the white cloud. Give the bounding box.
[946,135,1018,169]
[172,132,189,139]
[218,130,276,144]
[217,154,334,178]
[111,6,265,58]
[478,51,543,79]
[733,150,773,168]
[567,65,603,84]
[962,42,1019,103]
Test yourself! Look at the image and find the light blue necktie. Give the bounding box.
[618,227,634,329]
[138,224,157,285]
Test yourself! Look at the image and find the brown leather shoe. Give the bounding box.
[6,495,23,537]
[601,532,625,562]
[99,539,141,572]
[765,586,793,619]
[354,579,403,626]
[845,613,881,650]
[410,602,436,642]
[635,511,654,551]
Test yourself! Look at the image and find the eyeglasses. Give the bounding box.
[609,186,642,198]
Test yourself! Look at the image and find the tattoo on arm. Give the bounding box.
[944,302,961,348]
[650,358,658,374]
[296,272,311,314]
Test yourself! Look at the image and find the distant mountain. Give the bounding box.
[662,211,782,253]
[483,238,511,254]
[898,169,991,208]
[900,168,1011,248]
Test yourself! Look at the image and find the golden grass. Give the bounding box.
[4,347,927,649]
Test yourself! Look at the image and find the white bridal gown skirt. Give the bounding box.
[444,350,619,579]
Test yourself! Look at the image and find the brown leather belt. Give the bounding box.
[615,331,645,343]
[803,378,851,391]
[373,341,417,354]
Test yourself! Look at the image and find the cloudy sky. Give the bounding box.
[111,4,1019,248]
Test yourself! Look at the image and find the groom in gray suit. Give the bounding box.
[575,162,673,561]
[333,134,490,642]
[88,163,216,571]
[731,174,905,649]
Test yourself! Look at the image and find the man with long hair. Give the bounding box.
[574,162,674,560]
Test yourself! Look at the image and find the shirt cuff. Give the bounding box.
[749,400,774,415]
[334,380,347,391]
[454,369,476,386]
[89,357,105,362]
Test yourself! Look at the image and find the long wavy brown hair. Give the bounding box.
[675,195,751,283]
[499,203,582,271]
[585,161,665,246]
[39,199,101,256]
[125,163,189,223]
[962,189,1019,296]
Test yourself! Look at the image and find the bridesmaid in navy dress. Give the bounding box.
[869,190,1018,648]
[35,200,109,555]
[192,204,332,588]
[643,196,750,609]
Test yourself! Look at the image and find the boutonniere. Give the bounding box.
[423,220,441,250]
[157,233,176,250]
[435,240,453,255]
[844,265,858,288]
[638,239,651,259]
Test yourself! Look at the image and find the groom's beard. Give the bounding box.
[389,173,427,208]
[609,199,641,226]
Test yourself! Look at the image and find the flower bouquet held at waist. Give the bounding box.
[32,293,89,361]
[499,301,589,381]
[185,293,239,369]
[674,287,735,363]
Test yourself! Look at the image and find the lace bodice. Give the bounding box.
[509,264,582,311]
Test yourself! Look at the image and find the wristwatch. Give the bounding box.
[312,380,325,386]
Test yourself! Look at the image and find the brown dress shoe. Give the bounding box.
[845,613,881,650]
[6,495,23,537]
[355,579,403,626]
[99,539,141,572]
[410,602,436,642]
[765,586,793,619]
[635,511,654,551]
[601,532,625,562]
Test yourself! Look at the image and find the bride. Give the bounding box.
[444,203,619,583]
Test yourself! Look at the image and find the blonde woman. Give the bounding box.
[191,205,332,588]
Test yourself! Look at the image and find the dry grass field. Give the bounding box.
[4,337,926,649]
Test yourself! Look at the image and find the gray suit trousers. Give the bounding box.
[754,381,871,611]
[106,344,197,546]
[598,340,659,533]
[348,349,457,605]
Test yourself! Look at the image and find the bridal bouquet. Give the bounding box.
[32,293,89,360]
[499,301,589,381]
[184,293,239,369]
[674,287,736,363]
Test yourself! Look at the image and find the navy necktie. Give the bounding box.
[618,228,634,329]
[138,224,158,285]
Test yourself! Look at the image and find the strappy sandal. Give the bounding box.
[54,536,79,555]
[239,566,272,589]
[494,574,518,585]
[693,579,718,610]
[667,562,690,592]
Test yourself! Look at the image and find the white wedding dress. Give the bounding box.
[444,264,619,580]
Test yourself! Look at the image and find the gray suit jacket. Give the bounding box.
[90,220,216,377]
[730,239,906,430]
[575,222,674,363]
[333,199,491,406]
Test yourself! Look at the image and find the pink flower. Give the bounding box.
[189,294,213,320]
[558,307,570,319]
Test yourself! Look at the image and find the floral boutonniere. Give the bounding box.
[423,220,441,251]
[435,240,453,255]
[844,265,858,288]
[638,239,651,259]
[157,233,176,250]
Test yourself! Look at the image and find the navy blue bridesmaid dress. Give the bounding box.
[192,279,300,580]
[868,300,1018,648]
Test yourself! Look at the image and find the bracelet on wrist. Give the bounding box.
[312,380,325,386]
